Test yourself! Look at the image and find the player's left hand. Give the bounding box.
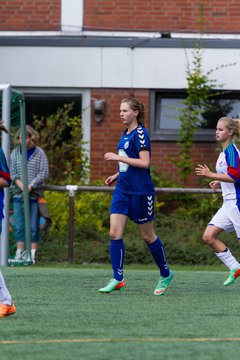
[209,181,220,189]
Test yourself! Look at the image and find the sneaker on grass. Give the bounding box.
[154,270,174,296]
[0,303,16,318]
[223,268,240,286]
[99,279,126,293]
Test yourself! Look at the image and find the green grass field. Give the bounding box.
[1,266,240,360]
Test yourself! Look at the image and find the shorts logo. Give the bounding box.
[138,218,147,222]
[147,196,153,216]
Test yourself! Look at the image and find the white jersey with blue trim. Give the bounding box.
[216,143,240,203]
[116,125,155,195]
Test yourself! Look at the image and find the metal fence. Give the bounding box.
[44,185,222,194]
[43,185,222,263]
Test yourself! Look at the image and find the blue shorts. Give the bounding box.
[13,197,40,243]
[110,189,155,224]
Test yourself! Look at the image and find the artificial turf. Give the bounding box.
[1,266,240,360]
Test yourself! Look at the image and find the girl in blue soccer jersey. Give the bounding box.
[0,122,16,317]
[99,98,173,295]
[196,117,240,286]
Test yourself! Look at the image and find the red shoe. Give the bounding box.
[0,303,16,317]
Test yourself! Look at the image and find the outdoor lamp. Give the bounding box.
[93,99,105,123]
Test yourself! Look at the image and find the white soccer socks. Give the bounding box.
[0,271,12,305]
[215,248,240,270]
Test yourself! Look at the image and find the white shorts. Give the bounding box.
[209,200,240,238]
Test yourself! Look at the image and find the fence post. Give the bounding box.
[66,185,78,264]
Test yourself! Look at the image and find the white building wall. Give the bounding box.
[0,46,239,89]
[61,0,83,32]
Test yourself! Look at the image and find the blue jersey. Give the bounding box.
[115,125,154,195]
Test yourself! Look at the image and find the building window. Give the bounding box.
[150,90,240,142]
[24,93,82,124]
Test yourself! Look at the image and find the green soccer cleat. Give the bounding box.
[154,270,174,296]
[99,279,126,293]
[223,268,240,286]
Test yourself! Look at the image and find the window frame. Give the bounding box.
[17,87,91,166]
[24,93,82,124]
[150,89,240,142]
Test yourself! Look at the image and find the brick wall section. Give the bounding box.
[1,1,240,33]
[84,0,240,33]
[90,88,218,187]
[0,0,61,31]
[90,89,148,184]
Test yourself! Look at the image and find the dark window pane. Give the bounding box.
[150,90,240,141]
[24,94,82,124]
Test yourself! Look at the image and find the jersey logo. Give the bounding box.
[124,141,129,149]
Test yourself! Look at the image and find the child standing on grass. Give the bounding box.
[99,98,173,296]
[10,126,49,264]
[196,117,240,286]
[0,122,16,317]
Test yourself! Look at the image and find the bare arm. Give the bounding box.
[195,164,234,183]
[104,150,150,169]
[105,172,119,186]
[209,181,221,190]
[15,179,32,192]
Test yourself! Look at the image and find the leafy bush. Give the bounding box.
[28,104,233,266]
[33,103,89,184]
[36,178,240,266]
[37,190,111,263]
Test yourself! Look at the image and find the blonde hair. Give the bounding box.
[14,125,39,147]
[121,98,145,125]
[218,117,240,140]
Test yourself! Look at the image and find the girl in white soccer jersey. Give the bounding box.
[196,117,240,286]
[99,98,173,295]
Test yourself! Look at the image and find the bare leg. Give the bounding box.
[31,243,38,264]
[138,220,156,244]
[109,213,128,240]
[203,225,240,270]
[203,225,226,252]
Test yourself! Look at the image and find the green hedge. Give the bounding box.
[34,189,240,266]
